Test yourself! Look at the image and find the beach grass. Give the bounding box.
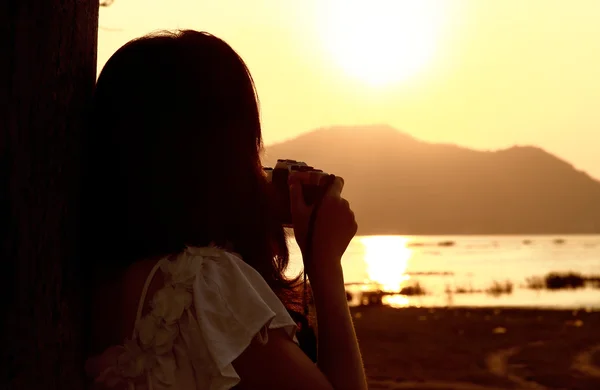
[525,272,600,291]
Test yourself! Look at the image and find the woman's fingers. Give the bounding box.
[326,176,344,197]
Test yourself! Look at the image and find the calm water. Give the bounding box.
[286,235,600,309]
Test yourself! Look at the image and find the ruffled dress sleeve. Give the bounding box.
[182,246,299,388]
[86,246,298,390]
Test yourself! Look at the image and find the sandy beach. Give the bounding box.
[350,306,600,390]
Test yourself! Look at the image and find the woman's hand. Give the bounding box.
[288,173,358,277]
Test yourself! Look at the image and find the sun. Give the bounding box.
[320,0,443,87]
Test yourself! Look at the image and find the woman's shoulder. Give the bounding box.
[165,245,297,336]
[88,256,164,355]
[117,246,236,322]
[87,246,299,389]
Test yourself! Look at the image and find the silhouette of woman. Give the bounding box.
[82,30,366,390]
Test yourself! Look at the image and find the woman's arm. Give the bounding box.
[309,260,367,389]
[233,174,367,390]
[232,267,367,390]
[233,328,335,390]
[232,271,367,390]
[292,174,368,389]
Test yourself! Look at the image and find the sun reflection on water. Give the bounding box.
[360,235,412,292]
[382,295,411,308]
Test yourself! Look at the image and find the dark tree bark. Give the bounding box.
[0,0,99,388]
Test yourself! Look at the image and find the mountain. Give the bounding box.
[263,125,600,235]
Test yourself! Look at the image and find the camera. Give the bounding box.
[264,159,330,227]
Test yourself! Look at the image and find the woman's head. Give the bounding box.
[84,30,296,297]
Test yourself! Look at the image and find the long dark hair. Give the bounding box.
[82,30,299,302]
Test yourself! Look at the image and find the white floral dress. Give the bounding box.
[85,246,298,390]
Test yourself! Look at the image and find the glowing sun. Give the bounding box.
[321,0,443,87]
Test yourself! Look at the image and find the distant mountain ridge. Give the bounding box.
[263,125,600,235]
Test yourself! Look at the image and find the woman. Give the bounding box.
[82,30,367,390]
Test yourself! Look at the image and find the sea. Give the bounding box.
[285,235,600,310]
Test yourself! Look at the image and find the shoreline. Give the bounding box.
[350,306,600,389]
[352,233,600,237]
[345,287,600,312]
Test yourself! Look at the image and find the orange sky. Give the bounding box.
[98,0,600,179]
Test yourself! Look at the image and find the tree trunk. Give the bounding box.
[0,0,98,388]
